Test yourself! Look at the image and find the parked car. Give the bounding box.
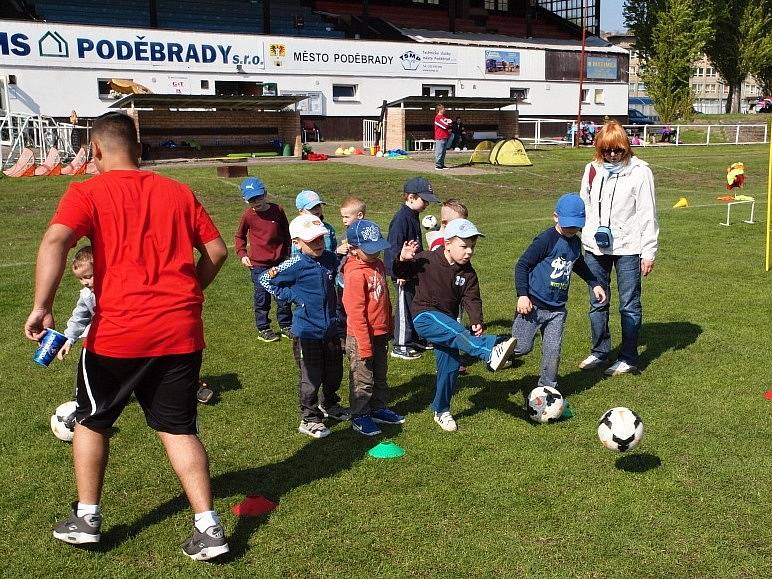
[628,109,657,125]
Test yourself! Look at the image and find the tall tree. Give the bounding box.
[741,1,772,98]
[627,0,710,122]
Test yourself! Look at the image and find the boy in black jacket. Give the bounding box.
[384,176,439,360]
[394,219,517,432]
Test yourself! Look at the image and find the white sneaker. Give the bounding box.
[298,420,330,438]
[579,354,604,370]
[488,337,517,371]
[604,360,638,376]
[434,411,458,432]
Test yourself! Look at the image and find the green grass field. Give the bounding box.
[2,145,771,577]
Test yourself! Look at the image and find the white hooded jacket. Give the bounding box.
[579,156,659,261]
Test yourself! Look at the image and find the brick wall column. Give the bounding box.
[384,107,405,151]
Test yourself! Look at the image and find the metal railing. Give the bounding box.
[362,119,378,149]
[1,112,83,169]
[516,118,769,148]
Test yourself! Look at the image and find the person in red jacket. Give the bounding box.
[343,219,406,436]
[434,104,453,170]
[234,177,293,343]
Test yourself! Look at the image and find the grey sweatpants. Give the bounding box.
[512,305,567,388]
[346,334,389,418]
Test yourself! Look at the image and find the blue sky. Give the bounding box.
[601,0,626,32]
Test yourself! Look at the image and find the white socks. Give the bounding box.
[76,502,100,517]
[194,510,221,532]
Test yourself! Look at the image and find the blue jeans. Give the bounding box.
[434,137,450,168]
[584,253,642,365]
[250,266,292,330]
[413,311,499,413]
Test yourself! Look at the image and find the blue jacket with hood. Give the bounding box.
[259,250,340,339]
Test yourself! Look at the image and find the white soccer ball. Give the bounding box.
[526,386,565,423]
[421,214,438,230]
[50,400,77,442]
[597,407,644,452]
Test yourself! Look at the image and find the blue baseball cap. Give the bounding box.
[240,177,266,201]
[347,219,391,254]
[444,218,484,240]
[555,193,586,228]
[404,177,440,203]
[296,190,327,211]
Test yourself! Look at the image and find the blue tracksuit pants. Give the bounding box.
[413,310,499,413]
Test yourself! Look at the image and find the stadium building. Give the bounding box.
[1,1,626,146]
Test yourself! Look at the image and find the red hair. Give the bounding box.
[593,120,634,164]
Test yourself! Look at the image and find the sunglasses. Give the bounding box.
[602,148,626,155]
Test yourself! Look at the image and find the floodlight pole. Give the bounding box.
[575,0,588,147]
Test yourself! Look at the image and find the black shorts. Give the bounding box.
[75,349,202,434]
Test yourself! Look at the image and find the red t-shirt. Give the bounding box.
[51,170,221,358]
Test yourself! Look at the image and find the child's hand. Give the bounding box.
[470,324,483,336]
[400,240,420,261]
[517,296,533,315]
[592,285,607,304]
[336,240,349,255]
[240,256,252,268]
[57,340,73,360]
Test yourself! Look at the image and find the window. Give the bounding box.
[201,80,209,90]
[485,0,508,10]
[422,84,455,97]
[706,67,714,77]
[332,84,358,101]
[706,84,716,94]
[215,81,263,96]
[412,0,439,4]
[98,78,129,100]
[510,87,529,101]
[581,88,590,103]
[594,88,605,104]
[697,68,704,77]
[281,90,325,115]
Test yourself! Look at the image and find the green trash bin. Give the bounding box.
[282,143,292,157]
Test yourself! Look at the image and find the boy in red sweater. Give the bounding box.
[343,219,406,436]
[234,177,292,342]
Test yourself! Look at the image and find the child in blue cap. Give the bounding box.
[234,177,293,343]
[510,193,607,389]
[292,190,337,256]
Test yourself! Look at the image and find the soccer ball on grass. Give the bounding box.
[526,386,565,423]
[597,407,643,452]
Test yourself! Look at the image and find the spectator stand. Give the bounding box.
[109,94,306,160]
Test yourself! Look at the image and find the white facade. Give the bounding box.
[1,20,628,118]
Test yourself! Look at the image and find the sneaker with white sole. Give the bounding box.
[298,420,331,438]
[352,415,381,436]
[434,411,458,432]
[52,502,101,545]
[579,354,604,370]
[391,346,422,360]
[604,360,638,376]
[318,404,351,421]
[182,524,229,561]
[257,328,280,343]
[371,407,405,424]
[488,337,518,371]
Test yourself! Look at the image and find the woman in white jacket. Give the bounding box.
[578,121,659,376]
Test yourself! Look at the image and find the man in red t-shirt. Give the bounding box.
[433,103,453,170]
[24,112,229,561]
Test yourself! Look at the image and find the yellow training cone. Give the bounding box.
[673,197,688,208]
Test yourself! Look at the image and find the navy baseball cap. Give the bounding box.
[404,177,440,203]
[240,177,266,201]
[555,193,586,228]
[347,219,391,254]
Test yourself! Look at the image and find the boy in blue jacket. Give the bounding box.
[511,194,606,389]
[260,213,348,438]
